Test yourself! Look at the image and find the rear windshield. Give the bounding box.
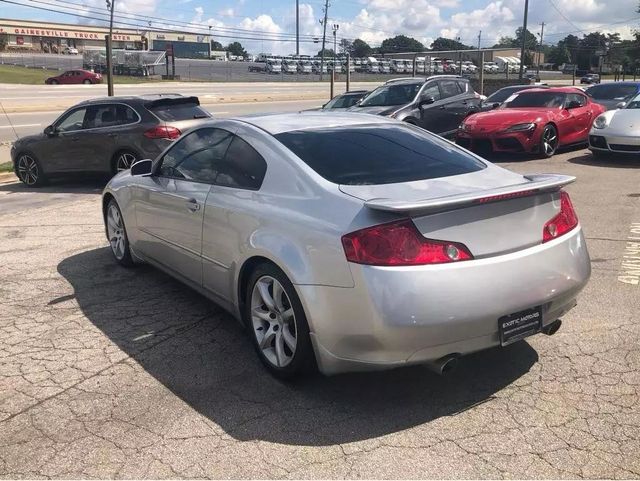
[147,101,210,121]
[586,84,638,100]
[274,124,485,185]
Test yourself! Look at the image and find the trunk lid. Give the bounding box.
[340,170,574,257]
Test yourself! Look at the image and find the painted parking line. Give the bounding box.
[618,222,640,285]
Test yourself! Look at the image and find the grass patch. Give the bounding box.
[0,161,14,173]
[0,64,164,84]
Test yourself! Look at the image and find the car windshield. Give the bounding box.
[504,92,566,108]
[274,124,485,185]
[324,94,364,109]
[586,84,638,100]
[358,83,422,107]
[486,87,528,103]
[147,101,209,121]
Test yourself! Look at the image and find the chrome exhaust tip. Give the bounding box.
[542,319,562,336]
[426,354,459,375]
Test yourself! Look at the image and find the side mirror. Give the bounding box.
[44,125,57,136]
[566,100,582,110]
[130,159,153,176]
[491,102,500,110]
[419,96,436,108]
[616,101,627,109]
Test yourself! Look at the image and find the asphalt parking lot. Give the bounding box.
[1,147,639,478]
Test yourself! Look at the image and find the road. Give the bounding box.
[0,98,326,143]
[0,144,639,477]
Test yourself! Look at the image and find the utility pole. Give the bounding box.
[518,0,529,80]
[332,24,338,98]
[537,22,545,75]
[478,30,484,95]
[319,0,329,81]
[106,0,115,96]
[295,0,299,56]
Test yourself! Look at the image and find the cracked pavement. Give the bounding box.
[0,149,639,479]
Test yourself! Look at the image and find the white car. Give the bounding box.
[589,93,640,158]
[63,46,79,55]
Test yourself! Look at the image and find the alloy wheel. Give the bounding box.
[106,204,126,260]
[17,154,39,186]
[250,275,298,368]
[116,152,137,171]
[542,126,558,156]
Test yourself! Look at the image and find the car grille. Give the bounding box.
[589,135,608,149]
[609,143,640,152]
[456,137,472,149]
[495,137,524,151]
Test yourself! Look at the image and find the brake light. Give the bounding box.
[543,191,578,243]
[144,126,181,140]
[341,219,473,266]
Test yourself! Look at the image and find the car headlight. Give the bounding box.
[459,122,472,131]
[593,115,609,129]
[504,122,536,132]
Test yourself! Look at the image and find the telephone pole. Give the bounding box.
[478,30,484,95]
[106,0,115,96]
[319,0,329,81]
[537,22,545,74]
[518,0,529,80]
[295,0,300,56]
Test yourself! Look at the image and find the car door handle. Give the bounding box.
[107,133,118,138]
[186,198,200,212]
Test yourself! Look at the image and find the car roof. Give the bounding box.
[231,112,394,134]
[519,87,585,94]
[76,93,186,105]
[340,90,368,95]
[588,81,640,86]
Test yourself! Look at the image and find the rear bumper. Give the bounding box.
[299,227,590,375]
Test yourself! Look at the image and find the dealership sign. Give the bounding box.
[0,26,140,41]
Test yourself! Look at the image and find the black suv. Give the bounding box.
[348,76,481,137]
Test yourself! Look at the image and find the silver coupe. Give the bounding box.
[102,112,591,378]
[589,93,640,158]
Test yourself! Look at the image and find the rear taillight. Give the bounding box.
[341,219,473,266]
[144,126,181,140]
[543,191,578,243]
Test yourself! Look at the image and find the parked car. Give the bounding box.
[349,76,482,137]
[102,112,590,378]
[584,81,640,110]
[589,92,640,158]
[317,90,369,110]
[580,73,600,85]
[457,87,606,157]
[62,46,79,55]
[11,95,210,186]
[45,69,102,85]
[480,84,550,111]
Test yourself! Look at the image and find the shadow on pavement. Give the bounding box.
[0,175,108,195]
[567,152,640,169]
[58,247,538,446]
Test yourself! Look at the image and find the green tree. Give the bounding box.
[430,37,472,51]
[516,27,538,49]
[379,35,424,53]
[351,39,372,57]
[317,48,335,57]
[210,40,224,51]
[547,44,571,66]
[0,33,7,52]
[226,41,248,58]
[493,36,516,48]
[339,38,352,55]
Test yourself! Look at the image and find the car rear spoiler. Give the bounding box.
[144,96,200,108]
[364,174,575,214]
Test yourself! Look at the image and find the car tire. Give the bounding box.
[15,152,46,187]
[50,79,58,85]
[83,79,92,84]
[105,199,135,267]
[539,124,558,158]
[244,263,316,379]
[112,150,140,174]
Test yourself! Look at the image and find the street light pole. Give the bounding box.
[105,0,115,96]
[518,0,529,80]
[295,0,300,56]
[319,0,329,81]
[537,22,545,75]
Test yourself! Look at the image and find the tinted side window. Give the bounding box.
[421,83,441,101]
[158,128,233,183]
[86,104,138,128]
[439,80,462,99]
[586,84,638,100]
[275,124,485,185]
[217,136,267,190]
[456,80,469,93]
[56,107,88,132]
[567,93,586,107]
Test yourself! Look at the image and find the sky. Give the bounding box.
[1,0,638,55]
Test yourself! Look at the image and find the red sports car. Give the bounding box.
[456,87,606,157]
[45,69,102,85]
